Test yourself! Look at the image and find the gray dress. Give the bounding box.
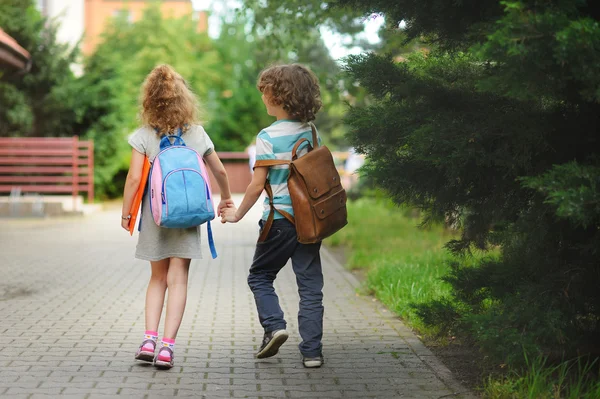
[128,125,215,261]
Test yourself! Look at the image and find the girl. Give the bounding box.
[121,64,233,369]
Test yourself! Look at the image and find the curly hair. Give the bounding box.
[257,64,322,122]
[140,64,199,135]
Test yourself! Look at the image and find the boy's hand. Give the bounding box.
[221,207,240,223]
[217,198,235,216]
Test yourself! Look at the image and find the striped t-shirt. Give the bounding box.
[255,120,321,220]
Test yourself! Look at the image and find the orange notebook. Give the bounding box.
[129,157,151,236]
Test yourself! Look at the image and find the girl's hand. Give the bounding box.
[121,216,130,231]
[221,207,240,224]
[217,198,235,216]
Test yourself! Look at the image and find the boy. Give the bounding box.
[221,64,325,368]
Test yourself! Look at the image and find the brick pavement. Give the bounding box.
[0,197,475,398]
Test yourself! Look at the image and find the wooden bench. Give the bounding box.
[0,137,94,207]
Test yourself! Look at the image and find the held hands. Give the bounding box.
[217,196,240,223]
[121,197,235,232]
[217,198,235,217]
[221,207,240,224]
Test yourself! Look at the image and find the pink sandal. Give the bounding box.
[134,339,156,363]
[154,346,174,369]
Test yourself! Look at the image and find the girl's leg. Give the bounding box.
[136,259,169,362]
[163,257,191,339]
[145,259,170,332]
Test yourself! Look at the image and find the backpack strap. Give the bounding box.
[204,182,218,259]
[254,159,294,242]
[206,219,217,259]
[258,181,295,243]
[291,138,309,160]
[254,159,292,242]
[159,134,185,150]
[159,128,185,150]
[253,159,288,169]
[309,122,319,148]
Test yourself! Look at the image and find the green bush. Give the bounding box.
[340,0,600,365]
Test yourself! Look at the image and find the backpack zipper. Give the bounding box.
[182,171,189,212]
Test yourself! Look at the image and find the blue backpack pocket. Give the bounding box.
[162,168,215,229]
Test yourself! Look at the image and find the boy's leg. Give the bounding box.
[291,243,324,358]
[248,220,297,333]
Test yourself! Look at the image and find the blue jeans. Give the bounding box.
[248,219,323,357]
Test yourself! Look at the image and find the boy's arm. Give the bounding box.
[229,167,268,221]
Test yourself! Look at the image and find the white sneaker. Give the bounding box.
[302,355,324,368]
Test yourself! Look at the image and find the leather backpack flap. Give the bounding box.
[313,187,348,240]
[291,146,342,201]
[313,188,347,220]
[289,145,348,243]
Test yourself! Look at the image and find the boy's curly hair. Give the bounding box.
[140,64,198,135]
[257,64,322,122]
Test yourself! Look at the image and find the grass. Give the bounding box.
[326,197,456,325]
[483,355,600,399]
[327,198,600,398]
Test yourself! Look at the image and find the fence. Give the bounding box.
[0,137,94,208]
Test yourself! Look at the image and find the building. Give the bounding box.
[36,0,85,53]
[36,1,207,56]
[0,28,31,72]
[83,0,207,54]
[36,0,85,75]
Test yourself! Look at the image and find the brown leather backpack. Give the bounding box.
[254,123,348,244]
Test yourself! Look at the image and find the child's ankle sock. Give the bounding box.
[141,330,158,351]
[157,338,175,361]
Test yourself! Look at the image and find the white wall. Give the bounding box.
[38,0,85,75]
[46,0,85,49]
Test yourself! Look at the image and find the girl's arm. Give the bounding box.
[222,166,268,223]
[121,149,145,230]
[204,151,233,215]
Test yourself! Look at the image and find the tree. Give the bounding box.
[340,0,600,364]
[78,5,221,198]
[0,0,81,137]
[238,0,374,147]
[203,19,273,151]
[241,0,366,56]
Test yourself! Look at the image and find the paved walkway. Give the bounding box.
[0,197,474,398]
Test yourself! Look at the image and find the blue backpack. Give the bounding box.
[148,130,217,258]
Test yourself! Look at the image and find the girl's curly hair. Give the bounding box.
[140,64,198,135]
[257,64,322,122]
